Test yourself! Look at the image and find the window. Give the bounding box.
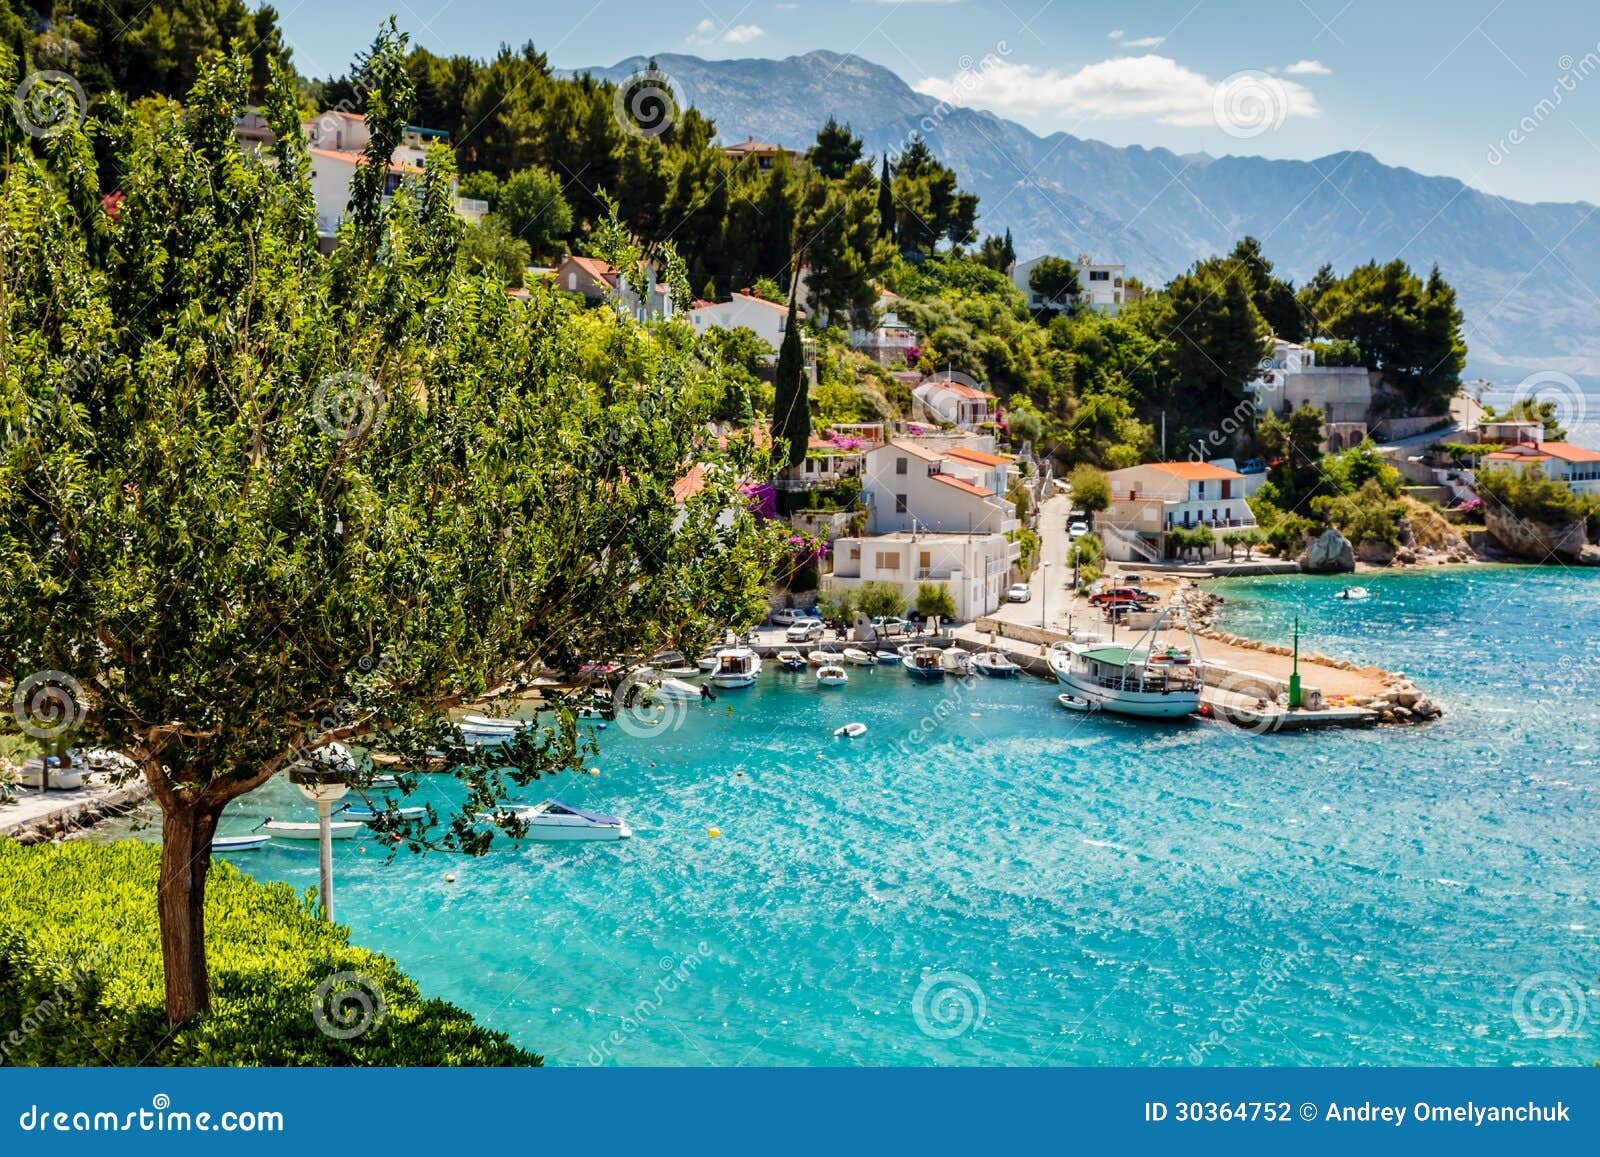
[895,494,908,514]
[1221,479,1234,499]
[1089,270,1110,281]
[875,552,901,571]
[1195,480,1206,499]
[895,457,908,475]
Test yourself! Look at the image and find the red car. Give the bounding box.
[1088,588,1153,607]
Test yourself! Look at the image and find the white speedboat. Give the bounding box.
[815,664,849,687]
[461,713,525,732]
[651,677,704,702]
[262,819,364,841]
[972,651,1022,678]
[776,650,808,670]
[710,647,762,688]
[696,652,719,672]
[940,648,974,675]
[488,800,632,841]
[842,647,875,666]
[344,805,428,823]
[1046,604,1204,720]
[902,647,946,680]
[1334,586,1371,601]
[834,722,867,738]
[213,834,270,853]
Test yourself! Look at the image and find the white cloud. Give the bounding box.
[1108,29,1125,40]
[1125,35,1166,48]
[689,18,766,46]
[914,55,1321,130]
[1284,59,1332,75]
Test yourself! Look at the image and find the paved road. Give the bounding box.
[986,492,1098,631]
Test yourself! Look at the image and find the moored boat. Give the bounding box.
[972,651,1022,678]
[1334,586,1371,601]
[262,819,364,841]
[834,722,867,738]
[485,800,632,841]
[710,646,762,688]
[344,805,428,823]
[940,648,974,675]
[1046,604,1204,719]
[875,649,901,664]
[213,834,270,853]
[842,647,875,666]
[776,650,808,670]
[1056,693,1100,713]
[815,664,849,687]
[902,647,946,680]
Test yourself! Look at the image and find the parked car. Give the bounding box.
[870,615,912,637]
[1102,603,1139,622]
[1007,582,1032,603]
[1239,457,1266,474]
[770,608,804,626]
[785,621,826,643]
[1068,520,1091,538]
[1090,587,1158,607]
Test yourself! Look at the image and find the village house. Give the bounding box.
[1098,461,1256,563]
[551,255,676,323]
[685,291,798,352]
[860,440,1017,535]
[1480,436,1600,497]
[720,136,800,170]
[1246,339,1374,450]
[826,530,1018,621]
[911,374,997,432]
[1010,254,1128,314]
[848,290,919,364]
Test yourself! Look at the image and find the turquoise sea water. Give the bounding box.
[105,567,1600,1065]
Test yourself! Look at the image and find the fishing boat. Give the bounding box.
[902,647,946,680]
[940,649,974,675]
[1334,586,1371,601]
[815,664,849,687]
[972,651,1022,678]
[344,805,428,823]
[834,722,867,738]
[842,647,876,666]
[776,650,808,671]
[213,834,270,853]
[1046,604,1205,719]
[262,819,364,841]
[710,647,762,688]
[486,800,632,841]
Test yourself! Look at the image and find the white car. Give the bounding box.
[1007,583,1032,603]
[785,621,825,642]
[770,608,806,626]
[1068,521,1090,538]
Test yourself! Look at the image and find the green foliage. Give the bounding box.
[1485,397,1569,441]
[1070,532,1102,569]
[458,213,530,286]
[1148,260,1271,440]
[1249,497,1317,556]
[855,581,907,620]
[773,296,809,466]
[0,840,536,1065]
[1010,527,1040,573]
[1221,527,1267,560]
[1476,467,1594,526]
[1308,338,1363,367]
[1166,524,1215,561]
[1222,237,1305,342]
[1311,479,1409,548]
[1067,464,1111,513]
[1002,400,1043,446]
[1027,256,1081,308]
[914,582,957,620]
[494,166,573,258]
[891,138,978,254]
[750,276,786,304]
[815,585,857,622]
[807,117,864,180]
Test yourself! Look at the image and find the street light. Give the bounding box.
[1040,561,1050,631]
[289,743,355,922]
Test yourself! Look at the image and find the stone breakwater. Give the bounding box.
[1179,585,1442,725]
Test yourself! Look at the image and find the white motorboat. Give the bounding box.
[972,651,1022,678]
[213,834,270,853]
[696,652,720,672]
[815,664,849,687]
[808,649,842,666]
[344,805,428,823]
[940,648,974,675]
[875,649,901,664]
[652,676,704,701]
[1046,604,1205,720]
[461,713,526,732]
[776,650,808,670]
[834,722,867,738]
[1334,586,1371,601]
[710,647,762,688]
[1056,693,1100,713]
[902,647,946,680]
[487,800,632,841]
[842,647,876,666]
[262,819,364,841]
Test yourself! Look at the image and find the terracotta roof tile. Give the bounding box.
[931,472,995,498]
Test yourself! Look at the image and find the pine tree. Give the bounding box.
[1001,227,1015,270]
[773,293,809,467]
[877,155,896,243]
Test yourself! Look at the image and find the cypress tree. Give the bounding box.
[1001,227,1015,270]
[877,156,896,243]
[773,293,809,468]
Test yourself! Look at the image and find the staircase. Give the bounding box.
[1101,523,1163,564]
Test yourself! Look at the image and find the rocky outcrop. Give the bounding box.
[1297,528,1355,573]
[1355,539,1394,566]
[1483,507,1591,563]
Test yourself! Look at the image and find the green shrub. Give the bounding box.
[1476,466,1594,526]
[1311,478,1408,547]
[914,582,957,620]
[0,840,537,1066]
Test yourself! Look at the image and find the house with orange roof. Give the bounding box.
[720,136,799,170]
[1480,438,1600,497]
[912,373,997,431]
[552,255,677,322]
[1100,461,1257,562]
[861,440,1017,535]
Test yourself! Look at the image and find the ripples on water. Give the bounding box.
[101,567,1600,1065]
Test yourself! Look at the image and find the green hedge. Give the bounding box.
[0,840,539,1066]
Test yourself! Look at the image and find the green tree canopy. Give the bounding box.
[1027,256,1082,309]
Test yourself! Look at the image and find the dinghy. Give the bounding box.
[344,805,428,823]
[833,722,867,738]
[263,819,364,841]
[815,664,849,687]
[808,649,842,666]
[1333,586,1371,601]
[776,650,808,670]
[213,834,270,853]
[1056,693,1101,713]
[842,647,876,666]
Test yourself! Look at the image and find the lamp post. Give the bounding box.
[289,745,354,922]
[1039,561,1050,631]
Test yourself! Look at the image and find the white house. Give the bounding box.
[848,290,919,364]
[552,255,676,323]
[1011,254,1127,314]
[912,375,997,431]
[1480,438,1600,497]
[827,530,1018,621]
[1246,339,1374,451]
[302,111,484,247]
[686,292,796,351]
[1099,461,1256,562]
[861,440,1017,535]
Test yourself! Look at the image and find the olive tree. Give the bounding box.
[0,30,777,1022]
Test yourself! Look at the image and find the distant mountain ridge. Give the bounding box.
[576,50,1600,385]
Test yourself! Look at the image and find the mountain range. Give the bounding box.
[577,50,1600,386]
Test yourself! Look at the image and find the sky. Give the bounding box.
[277,0,1600,205]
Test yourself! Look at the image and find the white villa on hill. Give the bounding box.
[1247,339,1374,451]
[1010,254,1128,314]
[686,292,798,352]
[1099,461,1256,563]
[1480,437,1600,497]
[827,530,1017,622]
[911,375,996,432]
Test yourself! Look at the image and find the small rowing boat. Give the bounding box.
[842,647,875,666]
[1056,693,1100,713]
[815,664,849,687]
[833,722,867,738]
[344,805,428,823]
[776,650,808,670]
[213,834,270,853]
[262,819,364,841]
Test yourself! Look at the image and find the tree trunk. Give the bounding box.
[157,800,222,1023]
